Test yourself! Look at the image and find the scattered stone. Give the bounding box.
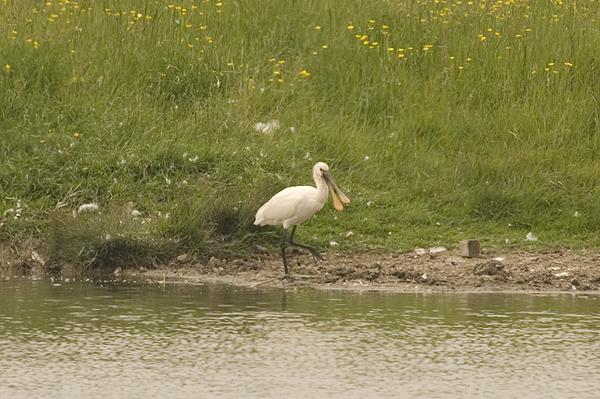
[460,239,480,258]
[473,260,505,276]
[254,245,269,254]
[207,257,225,268]
[429,246,446,254]
[177,254,192,262]
[571,279,580,287]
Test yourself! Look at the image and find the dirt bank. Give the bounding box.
[3,237,600,293]
[129,248,600,293]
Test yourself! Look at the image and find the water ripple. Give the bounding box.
[1,279,599,398]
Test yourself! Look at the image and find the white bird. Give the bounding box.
[254,162,350,274]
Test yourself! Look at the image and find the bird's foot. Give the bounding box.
[308,247,323,261]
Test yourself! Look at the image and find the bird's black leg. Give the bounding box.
[280,228,289,275]
[288,225,323,261]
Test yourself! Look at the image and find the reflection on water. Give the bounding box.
[1,277,599,399]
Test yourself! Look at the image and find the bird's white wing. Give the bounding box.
[254,186,317,227]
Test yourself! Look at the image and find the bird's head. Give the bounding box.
[313,162,350,210]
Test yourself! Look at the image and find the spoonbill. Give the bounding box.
[254,162,350,274]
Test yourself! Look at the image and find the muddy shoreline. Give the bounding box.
[3,237,600,293]
[127,249,600,294]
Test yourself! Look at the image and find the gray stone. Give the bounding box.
[460,240,480,258]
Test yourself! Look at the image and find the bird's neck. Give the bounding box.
[314,175,329,203]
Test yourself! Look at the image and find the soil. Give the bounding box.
[3,237,600,293]
[131,247,600,293]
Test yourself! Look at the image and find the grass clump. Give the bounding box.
[45,207,180,271]
[4,0,600,270]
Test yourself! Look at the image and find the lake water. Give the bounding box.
[1,277,599,399]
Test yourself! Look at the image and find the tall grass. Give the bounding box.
[3,0,600,268]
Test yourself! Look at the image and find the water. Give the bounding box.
[1,277,599,399]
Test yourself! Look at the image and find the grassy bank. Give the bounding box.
[2,0,600,269]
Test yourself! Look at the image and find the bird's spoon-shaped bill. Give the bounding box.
[323,172,350,211]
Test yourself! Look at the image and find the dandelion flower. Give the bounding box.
[5,64,9,69]
[315,26,321,30]
[348,25,354,29]
[74,133,79,137]
[300,70,310,76]
[565,62,573,67]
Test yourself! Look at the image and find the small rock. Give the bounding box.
[207,257,225,268]
[429,246,446,254]
[473,260,505,276]
[254,245,269,254]
[571,279,580,287]
[177,254,192,262]
[459,239,480,258]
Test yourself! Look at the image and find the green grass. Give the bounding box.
[3,0,600,269]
